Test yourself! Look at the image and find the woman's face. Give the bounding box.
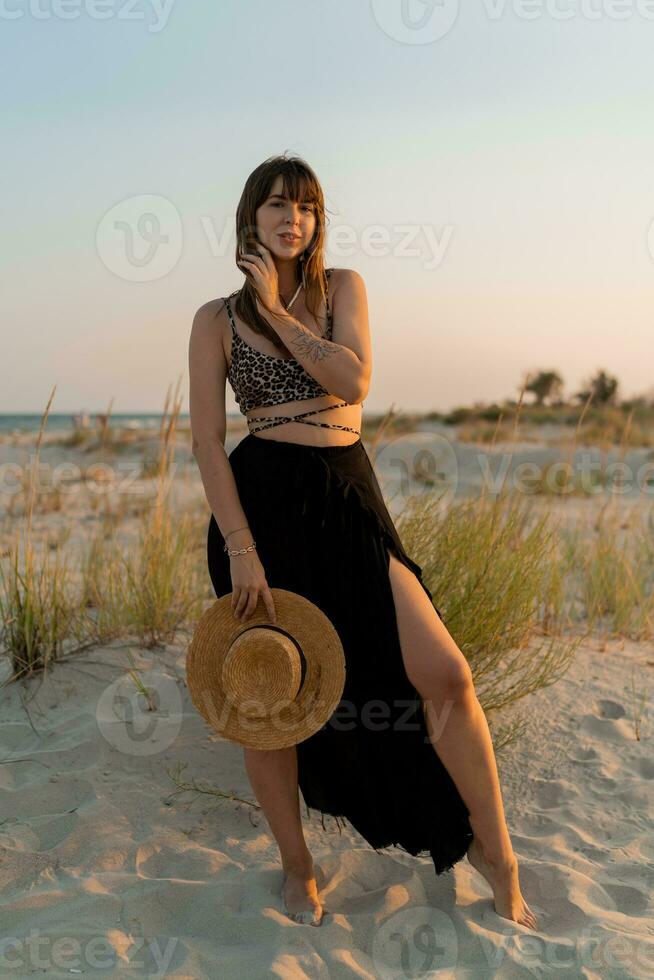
[254,175,317,260]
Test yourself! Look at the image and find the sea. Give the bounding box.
[0,413,240,434]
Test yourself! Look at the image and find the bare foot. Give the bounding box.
[466,837,538,929]
[281,859,323,927]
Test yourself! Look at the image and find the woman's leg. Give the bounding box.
[243,745,323,920]
[387,553,538,929]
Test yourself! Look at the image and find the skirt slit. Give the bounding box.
[206,432,473,875]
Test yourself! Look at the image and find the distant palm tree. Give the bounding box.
[575,369,619,406]
[525,370,564,406]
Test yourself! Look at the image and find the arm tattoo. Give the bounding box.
[289,324,341,363]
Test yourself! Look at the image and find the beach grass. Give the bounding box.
[370,383,654,747]
[0,380,207,683]
[1,380,652,755]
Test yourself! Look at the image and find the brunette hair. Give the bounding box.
[228,153,333,355]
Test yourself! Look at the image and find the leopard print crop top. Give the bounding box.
[224,268,335,415]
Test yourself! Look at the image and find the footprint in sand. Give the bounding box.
[597,699,626,720]
[602,881,650,915]
[568,745,598,764]
[635,757,654,780]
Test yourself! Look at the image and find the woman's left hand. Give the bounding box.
[237,243,280,313]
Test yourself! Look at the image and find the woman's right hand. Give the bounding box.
[228,532,277,623]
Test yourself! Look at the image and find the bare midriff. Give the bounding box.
[244,394,363,447]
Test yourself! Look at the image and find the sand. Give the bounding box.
[0,634,652,978]
[1,423,653,978]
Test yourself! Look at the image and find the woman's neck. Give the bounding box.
[275,259,302,299]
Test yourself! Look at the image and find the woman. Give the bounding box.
[188,154,537,930]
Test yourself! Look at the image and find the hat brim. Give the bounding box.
[186,588,346,749]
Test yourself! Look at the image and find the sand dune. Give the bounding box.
[1,630,652,978]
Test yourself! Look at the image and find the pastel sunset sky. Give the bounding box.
[2,0,653,414]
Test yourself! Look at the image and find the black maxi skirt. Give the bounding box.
[207,432,473,875]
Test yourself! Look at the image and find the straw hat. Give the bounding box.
[186,588,346,749]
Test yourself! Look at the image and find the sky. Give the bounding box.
[2,0,653,415]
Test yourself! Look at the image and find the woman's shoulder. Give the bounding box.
[328,268,367,303]
[328,267,364,291]
[328,266,359,279]
[191,294,237,365]
[194,291,237,323]
[192,291,242,341]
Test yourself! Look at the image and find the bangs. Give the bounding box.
[280,170,320,208]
